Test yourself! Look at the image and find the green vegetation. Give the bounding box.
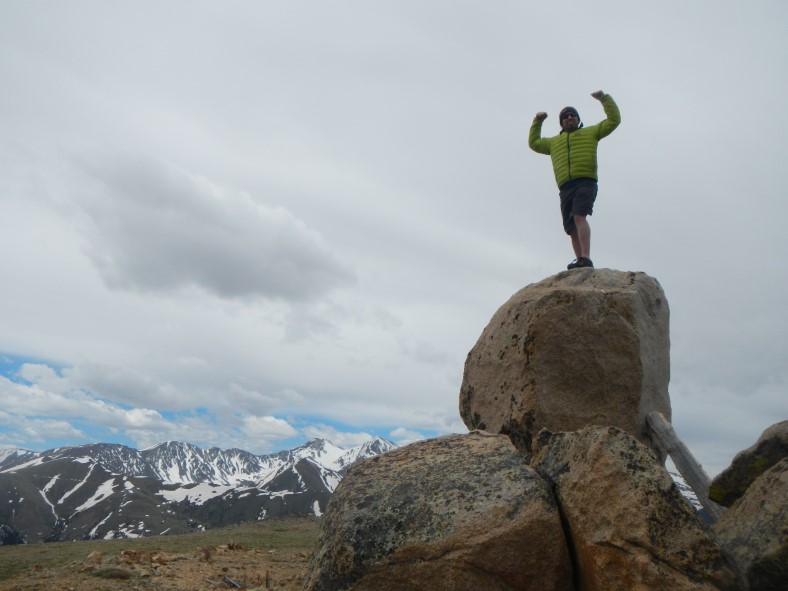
[709,455,772,506]
[0,516,318,582]
[708,482,726,504]
[750,455,770,476]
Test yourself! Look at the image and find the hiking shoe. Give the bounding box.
[575,257,594,268]
[567,257,594,270]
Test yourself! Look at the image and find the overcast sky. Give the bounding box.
[1,1,786,476]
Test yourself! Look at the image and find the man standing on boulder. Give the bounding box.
[529,90,621,269]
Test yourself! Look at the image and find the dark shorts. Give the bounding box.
[559,178,598,235]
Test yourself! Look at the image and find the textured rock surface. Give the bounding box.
[710,420,788,507]
[302,432,572,591]
[532,426,745,591]
[459,269,671,459]
[713,457,788,590]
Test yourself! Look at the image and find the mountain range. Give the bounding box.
[0,437,397,544]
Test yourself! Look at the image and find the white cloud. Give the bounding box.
[389,427,425,446]
[17,364,64,390]
[122,408,166,429]
[13,419,85,445]
[226,384,305,416]
[241,415,298,440]
[66,361,190,410]
[0,371,303,453]
[67,154,355,302]
[300,425,376,449]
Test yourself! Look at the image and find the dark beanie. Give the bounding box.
[559,106,579,121]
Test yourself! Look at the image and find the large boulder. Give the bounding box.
[710,420,788,507]
[532,426,746,591]
[302,432,573,591]
[459,269,671,459]
[713,457,788,590]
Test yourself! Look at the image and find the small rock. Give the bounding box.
[710,420,788,507]
[714,457,788,590]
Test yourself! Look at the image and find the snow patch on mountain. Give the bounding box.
[318,470,341,493]
[0,454,45,473]
[74,478,117,513]
[158,483,235,506]
[667,458,703,512]
[58,463,96,504]
[90,512,113,538]
[39,476,59,519]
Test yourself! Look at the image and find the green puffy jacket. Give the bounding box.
[529,94,621,188]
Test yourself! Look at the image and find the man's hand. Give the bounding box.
[591,90,606,100]
[535,112,548,121]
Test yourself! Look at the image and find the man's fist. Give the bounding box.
[535,112,548,121]
[591,90,606,100]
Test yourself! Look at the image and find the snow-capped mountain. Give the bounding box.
[0,437,397,544]
[0,447,38,469]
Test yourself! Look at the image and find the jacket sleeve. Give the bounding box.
[528,119,552,154]
[594,94,621,140]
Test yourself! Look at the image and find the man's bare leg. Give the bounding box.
[572,214,591,258]
[570,228,582,259]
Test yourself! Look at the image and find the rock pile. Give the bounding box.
[710,421,788,590]
[303,269,785,591]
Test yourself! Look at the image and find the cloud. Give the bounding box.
[2,371,163,432]
[0,370,303,453]
[69,154,355,302]
[388,427,425,446]
[226,384,305,416]
[241,415,298,440]
[66,361,190,410]
[121,408,167,429]
[0,417,85,445]
[398,338,452,367]
[300,424,377,449]
[17,363,64,390]
[14,361,190,411]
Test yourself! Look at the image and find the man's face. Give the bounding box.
[561,112,579,132]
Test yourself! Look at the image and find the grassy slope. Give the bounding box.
[0,515,319,582]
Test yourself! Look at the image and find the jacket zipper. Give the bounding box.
[565,132,572,181]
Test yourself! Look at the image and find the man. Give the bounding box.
[529,90,621,269]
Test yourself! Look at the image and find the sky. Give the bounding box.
[1,0,786,477]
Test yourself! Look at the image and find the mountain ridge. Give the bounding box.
[0,437,397,544]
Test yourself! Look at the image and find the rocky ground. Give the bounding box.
[0,517,317,591]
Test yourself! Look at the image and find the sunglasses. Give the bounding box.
[561,112,578,120]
